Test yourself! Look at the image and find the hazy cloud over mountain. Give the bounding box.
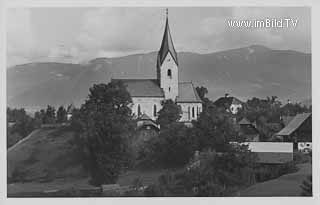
[7,7,310,67]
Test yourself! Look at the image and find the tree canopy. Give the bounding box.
[74,80,135,185]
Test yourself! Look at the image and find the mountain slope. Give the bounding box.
[7,45,311,111]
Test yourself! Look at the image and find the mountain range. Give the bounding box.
[7,45,311,112]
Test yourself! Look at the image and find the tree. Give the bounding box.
[196,86,208,101]
[300,175,312,196]
[76,81,135,185]
[56,106,68,123]
[7,107,37,148]
[139,123,196,168]
[156,99,182,129]
[193,103,237,152]
[44,105,56,124]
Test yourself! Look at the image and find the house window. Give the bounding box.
[188,107,190,120]
[153,104,157,117]
[137,104,141,116]
[167,69,172,78]
[192,107,195,118]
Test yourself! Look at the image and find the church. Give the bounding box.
[113,11,202,123]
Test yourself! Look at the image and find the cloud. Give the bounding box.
[7,8,36,66]
[6,7,311,67]
[75,8,164,59]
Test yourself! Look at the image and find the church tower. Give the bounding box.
[157,9,179,100]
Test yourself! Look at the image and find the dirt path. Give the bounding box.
[239,163,311,196]
[7,129,41,154]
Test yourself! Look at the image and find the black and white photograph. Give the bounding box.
[2,2,318,200]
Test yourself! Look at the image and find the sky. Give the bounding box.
[7,7,311,67]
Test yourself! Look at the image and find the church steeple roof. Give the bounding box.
[157,9,178,68]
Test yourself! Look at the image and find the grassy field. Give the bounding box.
[238,163,312,196]
[7,126,90,195]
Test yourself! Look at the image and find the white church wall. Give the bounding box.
[178,102,202,122]
[131,97,163,121]
[160,52,179,100]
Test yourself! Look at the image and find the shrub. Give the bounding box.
[300,175,312,196]
[254,162,298,182]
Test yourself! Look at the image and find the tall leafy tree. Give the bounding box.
[45,105,56,124]
[56,106,68,123]
[193,102,237,152]
[195,86,208,101]
[156,99,182,129]
[76,81,135,185]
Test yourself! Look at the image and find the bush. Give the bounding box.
[293,152,312,164]
[254,162,298,182]
[300,175,312,196]
[138,123,196,169]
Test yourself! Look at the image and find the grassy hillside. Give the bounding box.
[7,126,87,183]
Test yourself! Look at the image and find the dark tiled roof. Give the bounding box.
[214,96,243,108]
[277,113,311,136]
[281,116,294,126]
[176,82,202,103]
[238,118,251,125]
[139,113,152,121]
[113,79,164,97]
[157,17,178,68]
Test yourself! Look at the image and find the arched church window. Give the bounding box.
[153,104,157,117]
[188,107,190,120]
[169,87,171,92]
[192,107,195,118]
[167,69,172,78]
[137,104,141,116]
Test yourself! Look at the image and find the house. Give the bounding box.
[213,94,243,114]
[66,103,75,121]
[238,118,260,142]
[275,113,312,150]
[113,10,202,124]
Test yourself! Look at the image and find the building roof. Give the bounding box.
[113,79,164,97]
[276,113,311,136]
[157,15,178,68]
[214,96,243,108]
[138,113,153,121]
[238,118,251,125]
[176,82,202,103]
[281,116,294,126]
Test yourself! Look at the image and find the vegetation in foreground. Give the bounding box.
[7,81,311,196]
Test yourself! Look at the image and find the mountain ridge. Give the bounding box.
[7,45,311,112]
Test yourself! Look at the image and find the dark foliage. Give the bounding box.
[138,123,196,169]
[192,102,238,151]
[300,175,312,196]
[7,108,37,148]
[72,81,135,186]
[254,162,298,182]
[56,106,68,123]
[144,147,257,197]
[156,99,182,129]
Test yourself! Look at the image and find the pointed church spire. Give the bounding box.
[157,8,178,68]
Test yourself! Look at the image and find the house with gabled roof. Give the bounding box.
[275,113,312,150]
[238,117,260,142]
[112,10,202,123]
